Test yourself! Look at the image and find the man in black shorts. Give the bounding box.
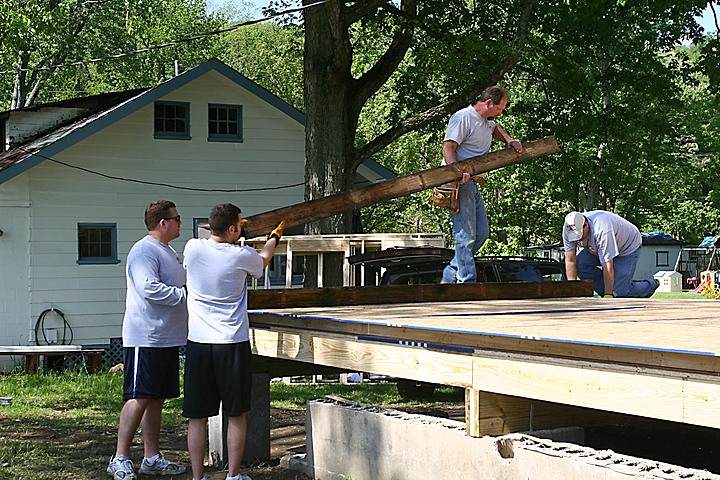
[107,200,188,480]
[183,204,283,480]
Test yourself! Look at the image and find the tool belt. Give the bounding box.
[430,181,460,214]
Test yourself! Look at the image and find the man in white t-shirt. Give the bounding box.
[563,210,659,298]
[108,200,188,480]
[441,85,523,283]
[182,203,285,480]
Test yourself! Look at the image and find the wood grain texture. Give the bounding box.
[243,136,560,237]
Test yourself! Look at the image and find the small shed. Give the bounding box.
[637,232,684,282]
[653,271,683,292]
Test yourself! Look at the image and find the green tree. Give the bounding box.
[0,0,226,109]
[221,22,304,109]
[301,0,537,236]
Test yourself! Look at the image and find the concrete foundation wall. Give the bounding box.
[301,399,720,480]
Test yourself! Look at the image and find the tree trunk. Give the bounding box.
[303,0,357,236]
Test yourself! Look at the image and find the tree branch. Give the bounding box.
[351,0,537,169]
[351,0,416,115]
[353,51,522,170]
[344,0,388,25]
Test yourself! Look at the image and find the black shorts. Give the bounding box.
[123,346,180,401]
[182,340,252,418]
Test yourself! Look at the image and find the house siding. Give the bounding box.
[2,70,305,350]
[0,177,31,354]
[635,244,683,281]
[9,107,88,145]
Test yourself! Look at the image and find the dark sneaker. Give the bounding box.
[139,453,186,476]
[107,455,136,480]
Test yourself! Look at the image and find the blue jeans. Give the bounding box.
[576,247,656,297]
[442,181,488,283]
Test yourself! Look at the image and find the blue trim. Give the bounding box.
[77,223,118,264]
[360,158,396,180]
[358,336,475,354]
[0,58,304,185]
[154,100,190,139]
[208,103,243,142]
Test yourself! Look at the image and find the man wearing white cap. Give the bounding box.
[562,210,659,298]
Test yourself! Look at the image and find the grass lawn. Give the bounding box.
[0,371,460,479]
[652,290,714,300]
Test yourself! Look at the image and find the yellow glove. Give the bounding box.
[240,219,248,238]
[268,220,286,245]
[603,294,614,298]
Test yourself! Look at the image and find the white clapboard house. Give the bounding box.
[0,58,393,363]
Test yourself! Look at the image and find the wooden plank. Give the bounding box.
[249,297,720,375]
[465,389,629,437]
[243,136,560,237]
[249,327,473,388]
[470,353,720,429]
[248,280,592,309]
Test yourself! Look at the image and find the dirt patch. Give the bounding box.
[153,408,310,480]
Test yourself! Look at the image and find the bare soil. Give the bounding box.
[7,400,720,479]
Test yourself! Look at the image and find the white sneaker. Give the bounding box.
[107,455,136,480]
[139,453,186,475]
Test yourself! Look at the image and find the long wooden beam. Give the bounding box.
[244,136,560,237]
[248,279,590,309]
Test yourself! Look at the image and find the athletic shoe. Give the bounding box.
[107,455,136,480]
[139,453,186,475]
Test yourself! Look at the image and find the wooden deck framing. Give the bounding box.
[248,283,720,436]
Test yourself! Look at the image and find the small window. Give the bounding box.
[656,251,670,267]
[78,223,119,264]
[193,218,210,239]
[208,104,243,142]
[154,101,190,139]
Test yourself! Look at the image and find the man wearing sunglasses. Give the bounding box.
[441,85,523,284]
[108,200,188,480]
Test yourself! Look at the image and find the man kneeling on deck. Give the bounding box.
[562,210,659,298]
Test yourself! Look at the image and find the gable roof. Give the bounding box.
[1,58,393,185]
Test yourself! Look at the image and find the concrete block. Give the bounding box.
[209,373,270,467]
[301,399,720,480]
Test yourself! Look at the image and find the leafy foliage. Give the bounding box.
[1,0,719,248]
[0,0,227,109]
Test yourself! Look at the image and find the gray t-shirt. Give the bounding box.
[122,235,188,347]
[442,105,497,163]
[563,210,642,263]
[183,238,264,344]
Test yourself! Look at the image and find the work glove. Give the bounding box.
[240,219,248,238]
[268,220,286,246]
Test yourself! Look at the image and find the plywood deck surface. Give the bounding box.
[250,296,720,429]
[250,297,720,362]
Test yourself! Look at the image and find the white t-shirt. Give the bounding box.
[562,210,642,263]
[442,105,497,163]
[122,235,188,347]
[183,238,264,344]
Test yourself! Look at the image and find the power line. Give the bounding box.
[0,1,326,76]
[18,148,305,193]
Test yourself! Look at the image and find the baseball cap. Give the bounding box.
[564,211,586,242]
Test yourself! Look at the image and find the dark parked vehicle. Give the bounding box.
[347,246,566,287]
[346,247,567,398]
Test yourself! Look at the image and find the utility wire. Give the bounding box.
[18,148,305,193]
[0,1,326,76]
